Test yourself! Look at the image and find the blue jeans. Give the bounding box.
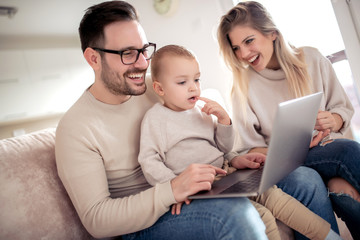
[124,166,336,240]
[277,166,339,240]
[305,138,360,239]
[123,197,267,240]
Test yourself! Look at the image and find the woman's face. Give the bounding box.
[228,25,279,72]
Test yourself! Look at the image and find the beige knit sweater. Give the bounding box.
[227,46,354,159]
[139,103,235,186]
[55,83,176,238]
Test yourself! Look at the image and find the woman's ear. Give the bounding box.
[84,47,101,70]
[271,31,278,41]
[153,81,165,96]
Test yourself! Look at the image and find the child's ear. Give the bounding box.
[84,47,101,71]
[153,81,165,96]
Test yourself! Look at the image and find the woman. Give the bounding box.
[217,1,360,239]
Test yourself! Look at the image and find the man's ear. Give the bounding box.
[84,47,101,70]
[153,81,165,96]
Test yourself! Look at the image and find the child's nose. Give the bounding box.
[189,83,198,91]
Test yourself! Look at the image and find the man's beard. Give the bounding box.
[101,60,147,96]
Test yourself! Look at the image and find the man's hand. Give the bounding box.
[230,152,266,169]
[171,200,192,215]
[197,97,231,125]
[170,164,227,203]
[171,202,184,215]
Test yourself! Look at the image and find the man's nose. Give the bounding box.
[134,52,149,68]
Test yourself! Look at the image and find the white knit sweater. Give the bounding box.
[227,46,354,159]
[139,103,235,186]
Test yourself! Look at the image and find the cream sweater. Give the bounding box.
[139,103,235,186]
[228,47,354,158]
[55,84,176,238]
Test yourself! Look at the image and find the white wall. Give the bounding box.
[0,0,234,138]
[133,0,233,100]
[0,48,93,121]
[0,0,233,127]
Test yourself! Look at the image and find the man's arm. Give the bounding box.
[55,124,176,238]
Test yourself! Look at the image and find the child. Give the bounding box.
[138,44,341,240]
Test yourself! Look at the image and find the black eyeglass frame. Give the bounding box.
[92,42,156,65]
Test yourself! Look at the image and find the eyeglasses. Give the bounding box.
[93,42,156,65]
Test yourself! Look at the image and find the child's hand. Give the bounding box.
[230,152,266,169]
[197,97,231,125]
[171,199,192,215]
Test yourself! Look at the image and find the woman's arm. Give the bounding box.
[230,152,266,169]
[316,49,354,135]
[248,147,268,155]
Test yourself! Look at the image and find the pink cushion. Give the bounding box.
[0,128,93,239]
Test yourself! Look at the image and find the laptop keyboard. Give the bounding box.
[220,167,264,194]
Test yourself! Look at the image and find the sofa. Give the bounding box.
[0,128,95,240]
[0,128,352,239]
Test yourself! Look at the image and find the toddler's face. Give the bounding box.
[156,55,201,111]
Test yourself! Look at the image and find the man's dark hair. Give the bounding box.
[79,1,138,52]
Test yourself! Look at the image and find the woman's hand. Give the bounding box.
[230,152,266,169]
[309,129,330,148]
[198,97,231,125]
[315,111,343,133]
[170,164,227,203]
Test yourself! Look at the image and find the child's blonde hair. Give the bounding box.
[151,44,196,82]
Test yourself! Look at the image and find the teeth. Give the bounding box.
[128,73,143,79]
[249,55,258,63]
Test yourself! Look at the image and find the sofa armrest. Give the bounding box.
[0,128,94,240]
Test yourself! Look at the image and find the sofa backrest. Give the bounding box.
[0,128,94,240]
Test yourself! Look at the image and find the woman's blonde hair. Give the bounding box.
[217,1,312,114]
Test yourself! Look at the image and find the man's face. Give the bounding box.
[100,20,149,96]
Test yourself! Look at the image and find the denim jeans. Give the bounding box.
[277,166,339,240]
[305,138,360,239]
[124,166,337,240]
[123,197,267,240]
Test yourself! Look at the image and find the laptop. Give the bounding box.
[189,92,323,199]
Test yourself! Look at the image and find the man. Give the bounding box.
[55,1,267,239]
